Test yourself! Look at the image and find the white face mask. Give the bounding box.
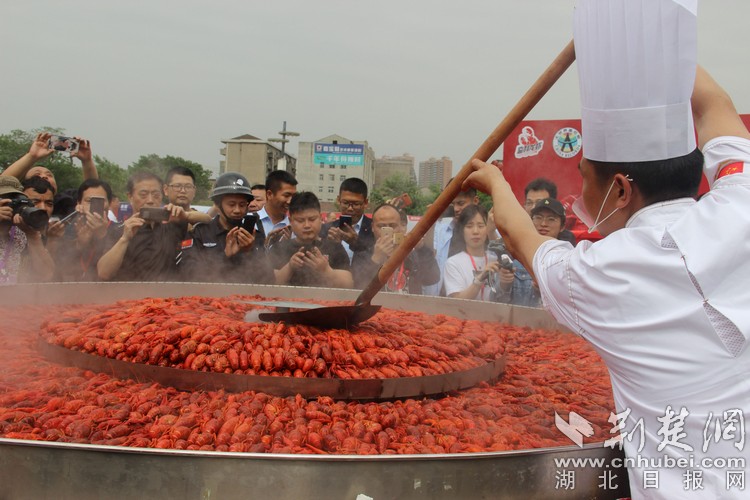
[572,176,631,234]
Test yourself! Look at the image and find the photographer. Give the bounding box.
[271,192,352,288]
[179,173,273,284]
[320,178,374,263]
[1,132,98,193]
[443,204,501,301]
[351,204,439,294]
[97,171,194,281]
[0,177,55,284]
[53,179,113,282]
[494,198,566,307]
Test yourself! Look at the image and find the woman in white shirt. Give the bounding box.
[443,204,501,301]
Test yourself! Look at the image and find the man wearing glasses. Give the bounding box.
[495,198,566,307]
[163,166,211,227]
[321,177,374,263]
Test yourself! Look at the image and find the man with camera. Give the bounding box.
[2,132,99,193]
[0,177,55,284]
[494,198,566,307]
[53,179,113,281]
[320,178,374,264]
[271,192,352,288]
[179,173,273,284]
[351,203,439,294]
[97,171,200,281]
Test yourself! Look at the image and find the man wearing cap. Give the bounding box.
[0,177,55,284]
[179,172,272,284]
[495,197,566,307]
[465,0,749,497]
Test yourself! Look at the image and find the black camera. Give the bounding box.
[488,240,515,271]
[6,196,49,231]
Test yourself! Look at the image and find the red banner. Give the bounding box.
[502,119,583,203]
[501,116,750,242]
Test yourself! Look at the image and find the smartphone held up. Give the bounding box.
[139,207,170,223]
[47,135,79,156]
[88,197,106,218]
[239,213,259,234]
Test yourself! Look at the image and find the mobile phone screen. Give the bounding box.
[47,135,80,155]
[339,215,352,227]
[139,207,170,222]
[241,214,258,233]
[89,197,105,217]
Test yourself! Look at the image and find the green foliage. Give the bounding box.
[0,129,213,205]
[95,156,128,199]
[477,191,493,212]
[370,173,425,215]
[128,154,213,204]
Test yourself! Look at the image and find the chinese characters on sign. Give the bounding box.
[313,143,365,166]
[553,407,747,492]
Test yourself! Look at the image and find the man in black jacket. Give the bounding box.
[352,203,439,294]
[179,172,272,284]
[320,177,374,263]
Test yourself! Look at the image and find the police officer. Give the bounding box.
[179,172,272,283]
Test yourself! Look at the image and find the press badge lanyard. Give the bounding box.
[387,263,406,292]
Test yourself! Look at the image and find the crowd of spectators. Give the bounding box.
[0,132,578,308]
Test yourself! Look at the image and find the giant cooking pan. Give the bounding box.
[0,282,629,499]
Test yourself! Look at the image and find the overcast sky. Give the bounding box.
[3,1,749,178]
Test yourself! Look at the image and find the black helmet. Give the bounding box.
[211,172,253,201]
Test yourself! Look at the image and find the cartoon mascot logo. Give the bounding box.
[514,126,544,159]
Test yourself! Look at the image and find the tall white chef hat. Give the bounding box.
[574,0,698,163]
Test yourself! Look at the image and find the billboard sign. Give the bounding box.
[313,143,364,166]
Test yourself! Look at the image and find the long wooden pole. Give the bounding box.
[356,40,576,306]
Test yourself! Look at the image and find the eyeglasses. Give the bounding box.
[531,214,562,225]
[168,184,196,192]
[340,200,364,209]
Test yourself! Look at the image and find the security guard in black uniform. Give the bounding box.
[179,172,273,283]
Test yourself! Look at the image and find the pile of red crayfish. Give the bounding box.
[40,296,503,379]
[0,297,617,454]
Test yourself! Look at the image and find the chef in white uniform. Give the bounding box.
[464,0,750,498]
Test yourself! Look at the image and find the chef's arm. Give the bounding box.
[463,162,552,277]
[692,66,750,149]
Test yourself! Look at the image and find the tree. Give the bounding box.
[128,154,213,204]
[95,156,128,199]
[370,173,424,215]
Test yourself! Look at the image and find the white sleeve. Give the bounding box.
[532,239,585,335]
[702,136,750,188]
[443,257,469,297]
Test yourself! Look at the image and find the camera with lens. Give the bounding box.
[4,196,49,231]
[488,239,514,271]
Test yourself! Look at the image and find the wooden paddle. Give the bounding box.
[259,40,576,329]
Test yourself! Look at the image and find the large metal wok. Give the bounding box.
[0,282,629,499]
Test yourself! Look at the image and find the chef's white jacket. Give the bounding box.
[534,136,750,499]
